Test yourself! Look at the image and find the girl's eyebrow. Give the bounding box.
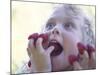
[46,18,57,28]
[47,18,56,23]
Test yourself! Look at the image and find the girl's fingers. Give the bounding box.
[77,42,89,68]
[28,39,34,49]
[68,55,82,70]
[81,50,89,62]
[73,61,82,70]
[46,46,54,55]
[77,42,96,69]
[27,48,31,57]
[87,44,95,60]
[79,50,89,69]
[36,38,44,53]
[77,42,89,62]
[91,52,96,61]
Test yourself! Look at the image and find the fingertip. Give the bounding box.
[84,50,89,59]
[36,38,44,52]
[50,46,55,50]
[36,38,43,47]
[46,46,55,54]
[28,39,33,47]
[38,37,43,42]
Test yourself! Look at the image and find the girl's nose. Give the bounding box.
[52,28,60,35]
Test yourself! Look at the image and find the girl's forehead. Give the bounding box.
[48,9,80,22]
[51,9,68,19]
[47,14,79,23]
[48,10,72,22]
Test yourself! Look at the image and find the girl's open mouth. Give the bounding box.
[48,40,63,57]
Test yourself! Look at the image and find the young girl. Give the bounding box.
[18,4,96,74]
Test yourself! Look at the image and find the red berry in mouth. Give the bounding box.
[77,43,86,55]
[68,55,78,65]
[48,42,63,56]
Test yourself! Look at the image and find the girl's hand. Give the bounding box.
[68,43,96,70]
[27,36,54,72]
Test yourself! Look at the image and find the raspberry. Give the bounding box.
[68,55,78,65]
[39,34,48,43]
[28,33,49,48]
[28,33,39,40]
[87,44,95,58]
[77,43,86,54]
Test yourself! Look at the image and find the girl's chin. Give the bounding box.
[51,51,70,71]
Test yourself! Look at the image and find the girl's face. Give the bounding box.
[44,9,83,71]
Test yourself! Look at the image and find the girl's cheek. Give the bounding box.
[62,32,80,55]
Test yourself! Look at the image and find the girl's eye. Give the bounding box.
[64,22,73,30]
[46,23,55,30]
